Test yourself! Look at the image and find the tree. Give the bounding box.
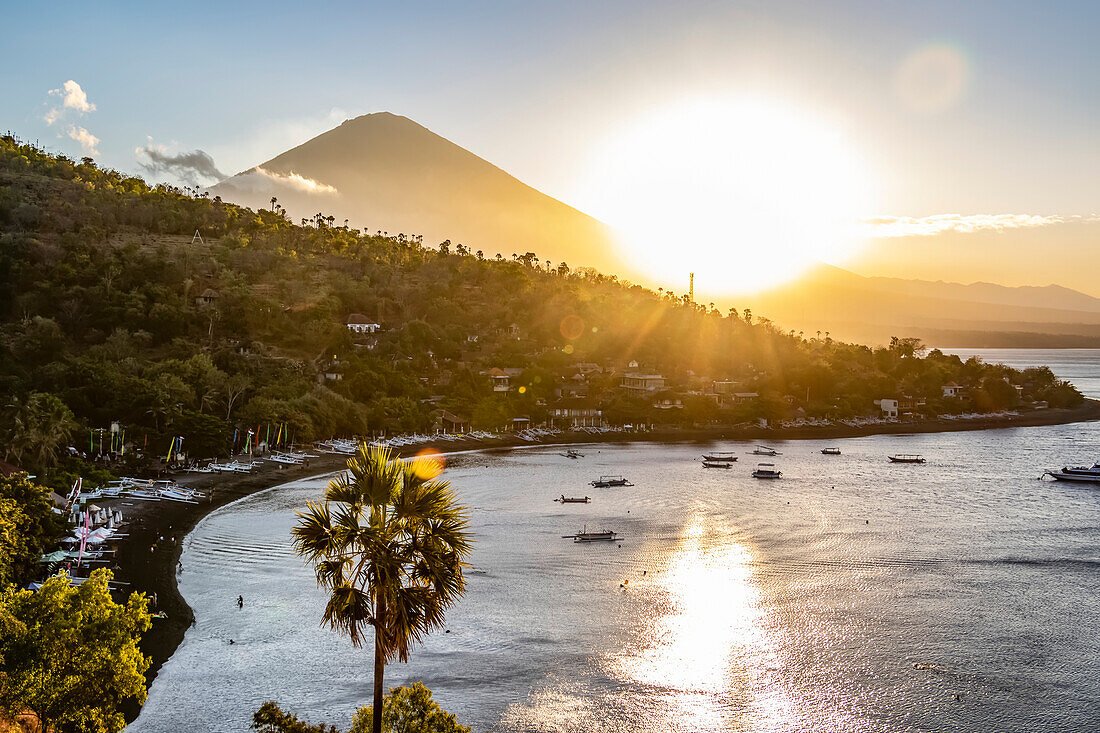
[0,472,68,589]
[349,682,470,733]
[1,392,79,472]
[252,702,341,733]
[292,445,472,733]
[0,569,151,733]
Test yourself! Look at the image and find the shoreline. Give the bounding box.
[116,398,1100,721]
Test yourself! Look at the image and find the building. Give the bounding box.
[941,382,965,398]
[486,367,512,392]
[548,406,605,428]
[620,373,666,393]
[195,288,219,307]
[433,409,471,434]
[345,314,382,334]
[875,398,899,418]
[732,392,759,404]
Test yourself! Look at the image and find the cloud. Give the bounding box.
[863,214,1100,238]
[67,126,99,156]
[225,166,339,195]
[137,144,226,184]
[44,80,95,125]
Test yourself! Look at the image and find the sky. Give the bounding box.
[3,0,1098,292]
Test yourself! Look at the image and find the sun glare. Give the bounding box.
[579,97,876,294]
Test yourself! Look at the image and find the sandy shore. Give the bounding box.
[114,398,1100,721]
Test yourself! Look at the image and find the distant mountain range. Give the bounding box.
[209,112,621,272]
[742,264,1100,347]
[210,112,1100,348]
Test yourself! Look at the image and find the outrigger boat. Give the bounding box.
[752,462,783,479]
[560,449,585,459]
[590,475,633,487]
[702,461,733,469]
[888,454,926,463]
[1043,463,1100,483]
[821,448,841,455]
[701,451,737,462]
[750,445,781,456]
[555,494,592,503]
[563,525,618,543]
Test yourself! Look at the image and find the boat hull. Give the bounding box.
[1048,471,1100,483]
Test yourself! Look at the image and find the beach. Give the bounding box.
[112,398,1100,722]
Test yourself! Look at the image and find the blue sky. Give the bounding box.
[3,0,1098,287]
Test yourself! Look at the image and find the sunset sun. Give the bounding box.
[579,97,876,294]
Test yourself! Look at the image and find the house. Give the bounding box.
[941,382,965,398]
[549,405,604,428]
[487,368,512,392]
[345,314,382,334]
[433,409,471,434]
[559,376,589,399]
[574,362,602,376]
[875,398,899,418]
[195,288,219,307]
[711,380,736,395]
[732,392,759,404]
[898,395,927,411]
[620,373,666,393]
[653,398,684,409]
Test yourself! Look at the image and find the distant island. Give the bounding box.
[0,134,1086,488]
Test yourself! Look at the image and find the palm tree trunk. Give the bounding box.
[372,615,385,733]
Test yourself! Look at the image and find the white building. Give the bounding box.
[620,373,666,393]
[345,314,381,334]
[875,398,899,418]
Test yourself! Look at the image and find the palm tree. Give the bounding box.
[292,445,471,733]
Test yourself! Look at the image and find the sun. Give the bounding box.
[577,96,876,294]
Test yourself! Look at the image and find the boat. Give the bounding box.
[751,445,780,456]
[701,451,737,462]
[752,462,782,479]
[821,448,841,455]
[702,461,732,469]
[1044,463,1100,482]
[563,525,618,543]
[590,475,633,487]
[555,495,592,503]
[560,449,585,459]
[888,454,926,464]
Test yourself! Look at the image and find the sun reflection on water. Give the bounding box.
[612,513,795,731]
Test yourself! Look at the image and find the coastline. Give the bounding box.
[116,398,1100,721]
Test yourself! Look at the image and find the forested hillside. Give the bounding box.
[0,136,1082,479]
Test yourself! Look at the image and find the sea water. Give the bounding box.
[131,351,1100,732]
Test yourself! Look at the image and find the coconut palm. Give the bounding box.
[291,444,471,733]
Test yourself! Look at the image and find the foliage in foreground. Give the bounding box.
[253,683,470,733]
[0,472,69,590]
[0,569,151,733]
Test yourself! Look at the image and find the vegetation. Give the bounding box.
[0,570,151,733]
[0,135,1085,485]
[253,683,468,733]
[292,445,471,733]
[0,473,68,589]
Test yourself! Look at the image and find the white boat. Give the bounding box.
[1045,463,1100,482]
[563,525,618,542]
[701,451,737,462]
[752,462,782,479]
[751,445,780,456]
[702,461,733,469]
[821,448,841,455]
[888,454,926,464]
[590,475,633,487]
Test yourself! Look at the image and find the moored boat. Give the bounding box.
[555,494,592,503]
[701,451,737,462]
[889,454,926,463]
[1044,463,1100,482]
[702,460,732,469]
[752,462,782,478]
[560,449,585,459]
[821,448,841,455]
[563,525,618,542]
[590,475,633,487]
[751,445,780,456]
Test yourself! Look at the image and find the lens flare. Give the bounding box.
[560,314,585,340]
[412,448,445,480]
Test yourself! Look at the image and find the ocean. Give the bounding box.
[131,350,1100,732]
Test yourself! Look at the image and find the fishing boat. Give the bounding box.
[702,460,733,469]
[821,448,841,455]
[560,449,585,459]
[752,462,783,479]
[888,454,926,463]
[751,445,781,456]
[563,525,618,543]
[555,495,591,503]
[590,475,633,487]
[1044,463,1100,482]
[701,451,737,462]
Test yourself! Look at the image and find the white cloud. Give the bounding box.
[44,80,95,125]
[863,214,1100,238]
[226,166,338,195]
[67,126,100,156]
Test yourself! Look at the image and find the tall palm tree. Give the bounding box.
[292,444,471,733]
